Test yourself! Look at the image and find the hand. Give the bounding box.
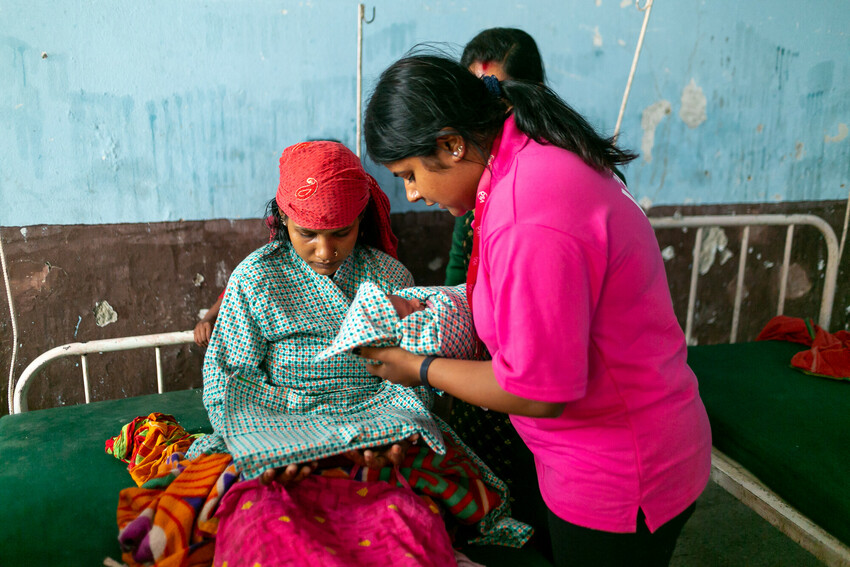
[358,346,423,387]
[387,295,426,319]
[193,320,214,347]
[343,434,420,470]
[259,461,318,486]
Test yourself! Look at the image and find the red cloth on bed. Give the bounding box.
[756,316,850,380]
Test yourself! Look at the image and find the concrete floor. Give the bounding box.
[671,481,826,566]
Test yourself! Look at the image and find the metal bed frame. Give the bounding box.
[9,213,848,565]
[648,214,847,567]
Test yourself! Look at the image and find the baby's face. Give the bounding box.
[388,295,426,318]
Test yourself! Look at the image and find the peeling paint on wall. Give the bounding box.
[825,123,848,143]
[593,26,603,48]
[679,79,707,128]
[640,100,672,163]
[786,263,812,299]
[698,227,730,275]
[661,245,675,261]
[19,264,51,293]
[193,273,205,287]
[94,300,118,327]
[215,260,230,288]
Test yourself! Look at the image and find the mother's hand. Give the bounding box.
[358,346,423,387]
[343,434,420,470]
[259,461,318,486]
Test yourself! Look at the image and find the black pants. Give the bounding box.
[547,503,696,567]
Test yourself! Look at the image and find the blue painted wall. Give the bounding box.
[2,0,848,226]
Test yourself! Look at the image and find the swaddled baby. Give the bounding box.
[316,281,477,362]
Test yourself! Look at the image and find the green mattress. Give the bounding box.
[690,340,850,547]
[0,388,551,566]
[0,389,212,566]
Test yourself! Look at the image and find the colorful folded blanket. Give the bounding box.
[756,315,850,380]
[105,412,202,486]
[116,453,239,566]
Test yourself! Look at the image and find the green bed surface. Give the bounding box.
[690,340,850,547]
[0,388,552,566]
[0,388,212,566]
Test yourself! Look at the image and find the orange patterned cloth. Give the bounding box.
[117,453,239,567]
[105,412,201,486]
[756,315,850,380]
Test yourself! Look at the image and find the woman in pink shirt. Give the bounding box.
[360,54,712,567]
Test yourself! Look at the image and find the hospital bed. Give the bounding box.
[1,213,847,566]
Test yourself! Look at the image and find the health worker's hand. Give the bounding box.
[358,346,423,387]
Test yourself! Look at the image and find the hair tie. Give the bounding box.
[482,74,502,98]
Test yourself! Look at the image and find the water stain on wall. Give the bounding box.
[680,79,707,129]
[786,263,813,300]
[640,100,672,163]
[825,123,848,144]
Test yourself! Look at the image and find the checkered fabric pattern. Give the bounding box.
[187,241,425,460]
[315,281,476,362]
[223,375,443,479]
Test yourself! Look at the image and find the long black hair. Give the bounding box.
[461,27,546,84]
[364,54,637,172]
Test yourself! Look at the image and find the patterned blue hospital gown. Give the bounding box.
[187,240,445,477]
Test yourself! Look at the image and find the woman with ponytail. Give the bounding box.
[361,54,711,567]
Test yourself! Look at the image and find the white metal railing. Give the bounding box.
[12,330,194,413]
[649,214,839,345]
[10,215,840,413]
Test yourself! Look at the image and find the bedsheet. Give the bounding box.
[0,388,552,566]
[690,340,850,547]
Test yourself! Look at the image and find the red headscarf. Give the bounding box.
[276,141,398,258]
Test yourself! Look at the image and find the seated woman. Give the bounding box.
[181,141,529,562]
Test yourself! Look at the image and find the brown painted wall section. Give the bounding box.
[1,201,847,414]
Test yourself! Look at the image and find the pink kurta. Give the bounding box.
[472,116,712,534]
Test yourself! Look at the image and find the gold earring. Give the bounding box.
[334,250,338,257]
